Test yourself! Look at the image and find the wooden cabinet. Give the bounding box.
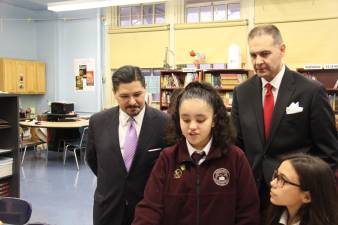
[159,69,252,111]
[297,68,338,113]
[0,58,46,94]
[0,94,19,197]
[35,62,46,94]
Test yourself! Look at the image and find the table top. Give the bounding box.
[19,119,89,128]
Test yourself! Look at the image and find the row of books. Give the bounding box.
[0,148,12,154]
[161,90,235,108]
[161,72,202,88]
[0,118,10,128]
[204,73,248,89]
[0,180,10,197]
[219,92,234,107]
[161,91,172,107]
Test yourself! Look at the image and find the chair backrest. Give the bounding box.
[79,127,88,149]
[0,197,32,225]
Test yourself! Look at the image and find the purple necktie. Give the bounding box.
[123,118,137,171]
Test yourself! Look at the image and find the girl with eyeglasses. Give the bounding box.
[266,153,338,225]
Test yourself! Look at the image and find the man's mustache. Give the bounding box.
[126,105,140,109]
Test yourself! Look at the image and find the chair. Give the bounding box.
[19,128,46,166]
[63,127,88,170]
[0,197,32,225]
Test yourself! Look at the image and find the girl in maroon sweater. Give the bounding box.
[132,82,260,225]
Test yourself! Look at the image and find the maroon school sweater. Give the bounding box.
[132,140,260,225]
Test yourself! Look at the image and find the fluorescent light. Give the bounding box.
[48,0,166,12]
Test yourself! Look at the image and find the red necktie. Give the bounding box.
[264,83,274,139]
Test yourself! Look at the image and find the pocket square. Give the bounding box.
[147,148,162,152]
[286,102,303,114]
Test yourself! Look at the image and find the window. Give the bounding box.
[119,3,166,27]
[143,69,161,102]
[186,1,240,23]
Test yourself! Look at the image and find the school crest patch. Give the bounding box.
[213,168,230,186]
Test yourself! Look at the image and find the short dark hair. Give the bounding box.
[266,153,338,225]
[248,24,283,45]
[112,65,145,92]
[166,81,236,149]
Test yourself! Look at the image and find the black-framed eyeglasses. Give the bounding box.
[271,170,301,188]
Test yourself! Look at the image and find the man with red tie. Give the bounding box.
[231,25,338,209]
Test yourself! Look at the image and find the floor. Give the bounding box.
[20,149,96,225]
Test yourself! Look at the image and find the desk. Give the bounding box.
[19,119,89,129]
[20,119,89,152]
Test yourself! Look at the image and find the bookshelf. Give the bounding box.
[160,70,202,111]
[203,69,252,110]
[159,69,252,111]
[297,68,338,113]
[0,94,19,197]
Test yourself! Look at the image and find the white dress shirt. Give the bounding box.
[261,64,285,106]
[279,210,300,225]
[186,137,212,165]
[119,106,146,156]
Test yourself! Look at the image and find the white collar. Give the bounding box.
[279,211,300,225]
[119,105,146,127]
[186,137,212,157]
[261,64,285,90]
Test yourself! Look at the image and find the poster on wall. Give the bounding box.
[74,58,95,92]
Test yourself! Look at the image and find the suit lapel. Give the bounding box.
[250,76,265,145]
[129,106,156,172]
[265,68,296,150]
[109,108,127,173]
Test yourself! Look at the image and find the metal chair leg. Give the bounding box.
[74,148,79,170]
[21,146,28,166]
[63,145,68,165]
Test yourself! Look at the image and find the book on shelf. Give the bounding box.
[161,73,182,88]
[0,118,9,125]
[0,182,10,196]
[328,94,337,111]
[333,80,338,89]
[204,73,221,88]
[184,72,201,87]
[219,92,233,107]
[219,73,247,89]
[161,91,171,107]
[0,157,13,178]
[0,149,12,154]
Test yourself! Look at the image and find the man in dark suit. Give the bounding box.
[231,25,338,207]
[86,65,169,225]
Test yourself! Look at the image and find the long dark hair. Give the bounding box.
[166,81,236,149]
[266,153,338,225]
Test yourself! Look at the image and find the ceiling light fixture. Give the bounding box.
[48,0,166,12]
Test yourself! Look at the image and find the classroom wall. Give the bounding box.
[255,0,338,69]
[106,0,338,69]
[0,2,104,114]
[56,10,103,113]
